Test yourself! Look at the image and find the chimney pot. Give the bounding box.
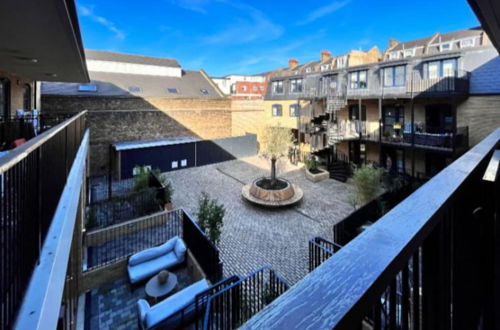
[288,58,298,69]
[321,50,331,62]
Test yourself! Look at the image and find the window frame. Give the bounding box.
[272,104,283,117]
[424,58,457,79]
[388,52,400,60]
[403,49,415,58]
[167,88,179,94]
[348,105,367,121]
[349,70,368,89]
[289,104,300,117]
[272,81,284,94]
[23,84,32,110]
[460,38,475,48]
[439,42,452,52]
[200,89,209,95]
[289,78,303,94]
[383,65,406,87]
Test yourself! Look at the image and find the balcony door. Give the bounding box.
[425,104,453,133]
[382,106,404,138]
[0,78,10,119]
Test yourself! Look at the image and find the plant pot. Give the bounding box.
[305,168,329,182]
[164,202,173,211]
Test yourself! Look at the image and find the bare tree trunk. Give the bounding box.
[271,157,277,187]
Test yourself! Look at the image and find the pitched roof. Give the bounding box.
[435,27,483,43]
[85,49,181,68]
[390,35,436,51]
[42,69,222,98]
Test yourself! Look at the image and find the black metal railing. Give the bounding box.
[183,211,223,283]
[86,187,164,230]
[0,111,86,330]
[309,237,343,272]
[202,266,289,330]
[88,175,136,203]
[241,128,500,330]
[85,209,183,270]
[0,113,76,151]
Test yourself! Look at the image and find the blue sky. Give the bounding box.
[77,0,480,76]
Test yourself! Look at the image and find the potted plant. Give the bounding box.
[304,155,329,182]
[160,181,174,211]
[197,192,225,245]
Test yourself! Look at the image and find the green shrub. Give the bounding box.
[133,166,174,203]
[304,155,318,172]
[352,165,383,205]
[197,192,225,245]
[133,165,151,192]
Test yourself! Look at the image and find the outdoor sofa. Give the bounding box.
[128,236,187,284]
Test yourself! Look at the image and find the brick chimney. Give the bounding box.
[288,58,298,69]
[321,50,331,62]
[388,39,399,49]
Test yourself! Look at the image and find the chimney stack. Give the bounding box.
[321,50,331,62]
[288,58,298,69]
[388,39,399,49]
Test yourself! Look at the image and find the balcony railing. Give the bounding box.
[1,111,88,330]
[242,128,500,329]
[406,71,470,96]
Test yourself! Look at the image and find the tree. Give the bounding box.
[197,192,225,246]
[352,165,384,205]
[260,125,294,187]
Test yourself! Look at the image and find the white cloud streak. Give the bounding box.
[78,5,126,40]
[298,0,351,25]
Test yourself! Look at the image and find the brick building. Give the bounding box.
[212,74,268,100]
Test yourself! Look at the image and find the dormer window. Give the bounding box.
[439,43,452,52]
[337,56,347,68]
[388,52,400,60]
[128,86,142,93]
[167,88,178,94]
[272,81,284,94]
[78,84,97,92]
[403,49,415,58]
[460,38,475,48]
[320,64,330,72]
[305,67,312,73]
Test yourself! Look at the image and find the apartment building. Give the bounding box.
[212,74,268,100]
[266,27,500,179]
[264,47,381,149]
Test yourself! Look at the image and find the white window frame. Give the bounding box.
[320,64,329,72]
[171,161,178,169]
[439,42,452,52]
[388,52,400,60]
[403,49,415,58]
[337,56,348,68]
[460,38,475,48]
[272,81,283,94]
[305,67,312,73]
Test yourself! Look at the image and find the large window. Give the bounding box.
[424,59,457,79]
[289,104,300,117]
[272,104,282,117]
[383,65,406,87]
[383,106,405,138]
[290,79,303,93]
[272,81,284,94]
[0,78,10,118]
[348,105,366,121]
[23,84,31,110]
[349,70,368,89]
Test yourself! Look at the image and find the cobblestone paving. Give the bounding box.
[86,268,193,330]
[164,156,354,285]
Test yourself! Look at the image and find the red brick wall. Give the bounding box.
[234,81,267,97]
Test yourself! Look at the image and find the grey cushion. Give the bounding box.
[136,299,150,329]
[174,239,187,260]
[128,253,180,284]
[129,237,178,266]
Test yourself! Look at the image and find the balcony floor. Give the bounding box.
[85,267,194,330]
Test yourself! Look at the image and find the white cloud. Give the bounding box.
[78,5,126,40]
[298,0,351,25]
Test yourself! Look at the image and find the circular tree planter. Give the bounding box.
[242,177,303,207]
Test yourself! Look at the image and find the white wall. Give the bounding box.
[86,60,182,77]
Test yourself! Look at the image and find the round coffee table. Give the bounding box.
[145,271,178,304]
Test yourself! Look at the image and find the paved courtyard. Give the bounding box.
[164,156,354,284]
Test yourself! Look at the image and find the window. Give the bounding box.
[348,105,367,121]
[171,161,178,169]
[460,38,475,48]
[439,43,452,52]
[23,84,31,110]
[290,79,303,93]
[200,89,209,95]
[78,84,97,92]
[259,86,265,91]
[128,86,142,93]
[349,70,368,89]
[272,104,282,117]
[337,55,347,68]
[424,59,457,79]
[305,67,312,73]
[383,65,406,87]
[403,49,415,58]
[272,81,283,94]
[0,78,10,118]
[388,52,400,60]
[289,104,300,117]
[181,159,187,167]
[252,85,258,92]
[320,64,329,72]
[241,85,247,92]
[167,88,178,94]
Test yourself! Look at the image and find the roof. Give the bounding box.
[85,50,180,68]
[113,137,200,151]
[390,35,435,52]
[42,69,222,98]
[435,27,484,43]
